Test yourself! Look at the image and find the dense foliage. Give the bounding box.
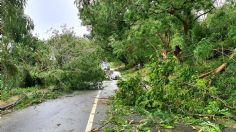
[1,0,104,94]
[1,0,236,130]
[45,28,104,90]
[78,0,236,131]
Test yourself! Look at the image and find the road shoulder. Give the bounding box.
[90,80,118,131]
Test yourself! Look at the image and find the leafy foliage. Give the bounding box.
[77,1,236,131]
[45,28,105,90]
[1,0,33,42]
[194,39,214,60]
[0,0,105,111]
[116,77,144,106]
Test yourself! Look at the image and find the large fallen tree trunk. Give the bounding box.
[199,48,236,79]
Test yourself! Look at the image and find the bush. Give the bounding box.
[0,59,19,89]
[212,62,236,110]
[122,58,235,117]
[194,39,214,60]
[116,76,145,106]
[19,67,44,88]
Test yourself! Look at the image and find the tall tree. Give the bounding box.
[0,0,35,88]
[76,0,218,64]
[1,0,34,42]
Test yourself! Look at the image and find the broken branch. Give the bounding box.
[199,48,236,78]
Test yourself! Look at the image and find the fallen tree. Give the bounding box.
[199,48,236,79]
[0,99,22,111]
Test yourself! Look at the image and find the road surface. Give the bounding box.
[0,80,117,132]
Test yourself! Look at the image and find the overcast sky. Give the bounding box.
[25,0,89,40]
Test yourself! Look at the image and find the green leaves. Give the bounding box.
[228,26,236,41]
[196,79,207,91]
[194,39,214,60]
[171,33,184,49]
[46,29,104,90]
[1,0,33,42]
[116,76,145,106]
[77,1,236,130]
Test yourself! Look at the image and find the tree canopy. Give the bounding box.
[76,0,229,66]
[77,0,236,131]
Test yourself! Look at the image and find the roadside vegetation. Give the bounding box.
[1,0,236,131]
[0,0,104,112]
[77,0,236,131]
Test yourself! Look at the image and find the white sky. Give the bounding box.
[25,0,90,40]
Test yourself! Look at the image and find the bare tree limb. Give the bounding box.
[194,7,215,21]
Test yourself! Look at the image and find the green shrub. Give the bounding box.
[116,76,145,106]
[212,62,236,109]
[0,59,19,89]
[134,59,234,116]
[194,39,214,60]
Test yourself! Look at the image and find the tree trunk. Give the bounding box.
[183,21,189,37]
[161,49,168,60]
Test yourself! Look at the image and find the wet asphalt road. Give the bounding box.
[0,81,117,132]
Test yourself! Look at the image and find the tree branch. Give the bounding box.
[199,48,236,78]
[194,7,215,21]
